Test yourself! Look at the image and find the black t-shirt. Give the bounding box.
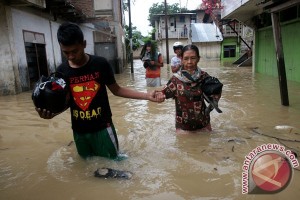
[57,55,116,133]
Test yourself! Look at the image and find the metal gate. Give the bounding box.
[94,42,119,73]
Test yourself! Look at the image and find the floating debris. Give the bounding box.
[227,138,246,143]
[67,141,74,146]
[94,168,133,179]
[274,125,294,130]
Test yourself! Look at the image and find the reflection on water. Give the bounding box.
[0,60,300,200]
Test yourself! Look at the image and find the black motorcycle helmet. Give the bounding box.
[32,72,70,114]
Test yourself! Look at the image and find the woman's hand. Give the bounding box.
[210,94,221,101]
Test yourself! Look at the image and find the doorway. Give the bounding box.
[23,31,48,89]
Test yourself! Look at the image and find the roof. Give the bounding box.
[152,13,196,16]
[191,23,223,43]
[151,13,196,20]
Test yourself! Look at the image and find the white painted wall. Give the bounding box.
[80,24,94,55]
[0,2,124,94]
[49,21,62,68]
[0,4,21,95]
[11,8,55,87]
[8,7,95,90]
[196,42,222,61]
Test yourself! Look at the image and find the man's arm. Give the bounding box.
[107,83,164,102]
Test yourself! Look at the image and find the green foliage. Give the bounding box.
[124,25,143,51]
[123,0,128,11]
[123,0,136,12]
[124,24,145,62]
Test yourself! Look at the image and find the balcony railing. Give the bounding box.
[157,27,189,39]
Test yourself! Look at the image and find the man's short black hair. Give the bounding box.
[57,22,84,46]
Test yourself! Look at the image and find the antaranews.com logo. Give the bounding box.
[242,143,299,194]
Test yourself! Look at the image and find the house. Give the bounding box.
[150,10,225,61]
[220,19,253,64]
[221,0,300,105]
[0,0,126,96]
[221,0,300,83]
[150,12,196,61]
[190,22,223,60]
[150,8,252,63]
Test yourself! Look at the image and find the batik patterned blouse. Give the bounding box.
[162,71,211,130]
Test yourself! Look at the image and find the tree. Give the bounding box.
[148,2,188,27]
[124,25,144,61]
[201,0,223,14]
[122,0,136,11]
[200,0,223,23]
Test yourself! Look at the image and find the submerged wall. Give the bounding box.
[255,20,300,83]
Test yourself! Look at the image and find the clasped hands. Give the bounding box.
[148,90,165,103]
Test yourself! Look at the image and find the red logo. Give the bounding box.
[250,152,292,193]
[71,81,100,111]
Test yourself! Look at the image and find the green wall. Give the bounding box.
[255,20,300,82]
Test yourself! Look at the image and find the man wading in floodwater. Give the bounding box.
[35,22,164,170]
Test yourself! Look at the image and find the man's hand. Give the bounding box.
[147,90,165,103]
[35,108,55,119]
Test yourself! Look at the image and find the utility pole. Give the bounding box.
[128,0,134,73]
[164,0,169,64]
[271,12,289,106]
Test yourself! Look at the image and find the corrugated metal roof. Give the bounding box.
[191,23,223,43]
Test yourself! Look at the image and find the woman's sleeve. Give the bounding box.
[162,77,177,99]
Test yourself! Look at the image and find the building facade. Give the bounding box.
[221,0,300,83]
[150,8,252,63]
[0,0,126,96]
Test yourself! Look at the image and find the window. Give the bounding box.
[191,15,196,23]
[224,45,236,58]
[179,16,185,23]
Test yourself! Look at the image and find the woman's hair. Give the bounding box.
[57,22,84,46]
[182,44,200,58]
[140,40,158,59]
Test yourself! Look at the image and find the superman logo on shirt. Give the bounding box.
[71,81,100,111]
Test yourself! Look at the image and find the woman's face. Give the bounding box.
[146,46,151,52]
[182,49,200,72]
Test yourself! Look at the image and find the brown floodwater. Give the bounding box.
[0,60,299,200]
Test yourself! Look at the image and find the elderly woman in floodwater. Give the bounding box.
[157,44,223,133]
